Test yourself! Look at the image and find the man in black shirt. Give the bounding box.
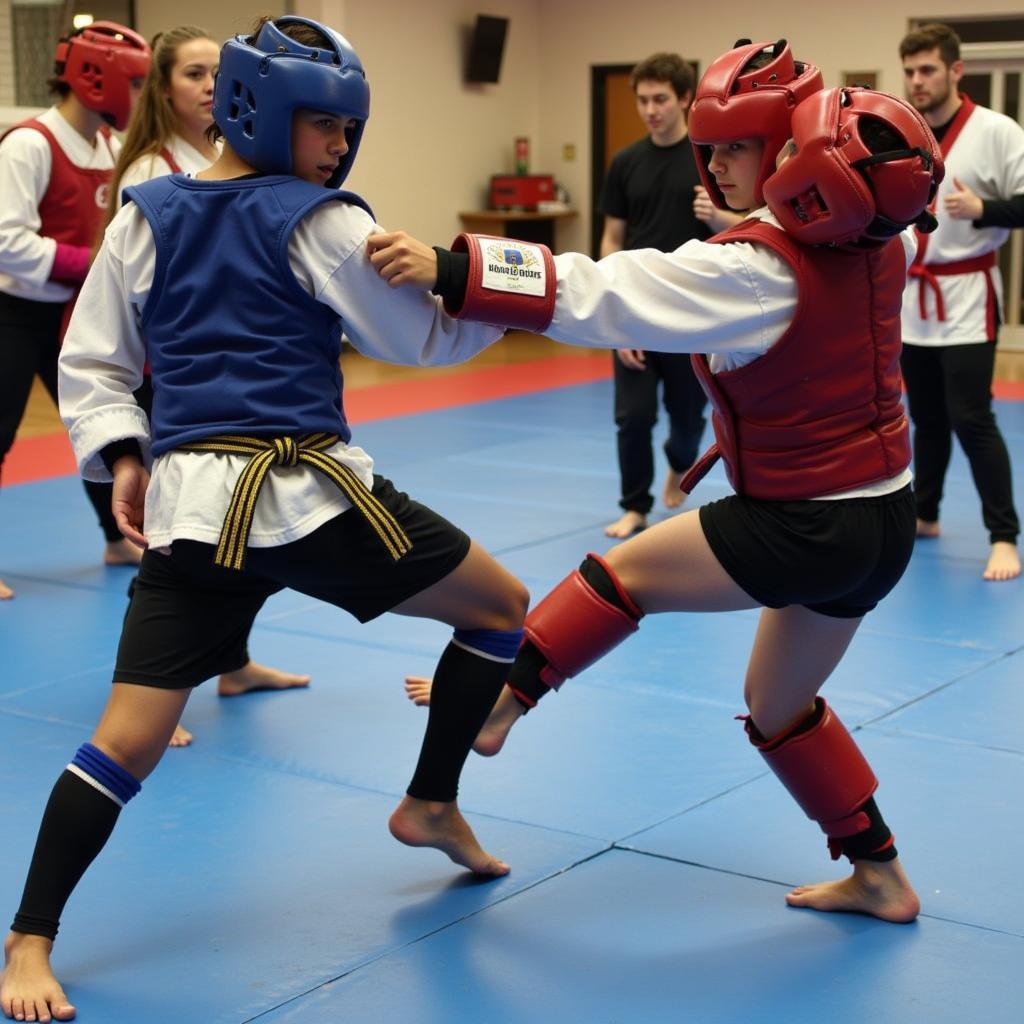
[599,52,739,537]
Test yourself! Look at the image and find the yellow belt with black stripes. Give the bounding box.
[176,433,412,571]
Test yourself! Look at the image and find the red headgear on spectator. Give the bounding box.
[55,21,151,130]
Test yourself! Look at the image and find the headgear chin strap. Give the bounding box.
[212,16,370,187]
[689,39,823,210]
[763,87,944,246]
[55,21,151,131]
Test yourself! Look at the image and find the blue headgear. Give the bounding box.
[211,16,369,187]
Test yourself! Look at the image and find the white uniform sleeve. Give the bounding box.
[58,205,152,481]
[114,153,174,210]
[290,202,503,366]
[545,236,796,359]
[901,228,917,268]
[0,127,58,285]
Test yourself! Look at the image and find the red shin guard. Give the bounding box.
[525,552,642,692]
[743,698,878,859]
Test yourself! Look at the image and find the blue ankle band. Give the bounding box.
[452,627,524,663]
[69,743,142,807]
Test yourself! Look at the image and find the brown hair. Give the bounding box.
[100,25,215,239]
[899,23,961,66]
[630,52,695,100]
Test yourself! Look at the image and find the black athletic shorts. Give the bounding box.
[114,475,470,689]
[698,484,916,618]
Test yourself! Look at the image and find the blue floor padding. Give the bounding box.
[0,715,604,1024]
[1,384,1021,1021]
[254,851,1024,1024]
[876,646,1024,753]
[621,728,1024,936]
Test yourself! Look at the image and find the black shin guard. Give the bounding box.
[506,640,550,709]
[12,769,126,940]
[406,640,509,801]
[838,797,898,862]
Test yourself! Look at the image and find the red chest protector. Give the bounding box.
[681,219,910,499]
[3,119,114,247]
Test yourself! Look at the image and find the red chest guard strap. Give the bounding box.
[742,698,877,855]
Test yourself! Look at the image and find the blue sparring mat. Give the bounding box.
[1,382,1022,1023]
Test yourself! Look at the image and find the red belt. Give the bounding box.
[908,251,998,339]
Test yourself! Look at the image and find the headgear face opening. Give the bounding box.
[211,16,370,187]
[689,39,823,210]
[763,87,944,246]
[55,21,151,131]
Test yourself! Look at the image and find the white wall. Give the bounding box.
[339,0,542,242]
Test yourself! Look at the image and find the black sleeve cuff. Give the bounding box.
[431,246,469,307]
[100,438,144,475]
[973,195,1024,229]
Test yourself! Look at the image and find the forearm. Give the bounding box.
[431,245,469,308]
[973,194,1024,230]
[0,226,60,289]
[341,242,502,367]
[431,236,788,357]
[58,256,151,481]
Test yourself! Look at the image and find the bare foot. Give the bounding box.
[168,724,193,748]
[662,470,687,510]
[604,510,646,538]
[388,795,510,876]
[404,678,524,756]
[0,579,12,601]
[983,541,1021,582]
[103,539,143,566]
[915,518,940,539]
[404,676,432,707]
[785,857,920,923]
[2,932,76,1022]
[216,661,311,697]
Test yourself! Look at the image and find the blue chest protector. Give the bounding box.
[124,174,373,457]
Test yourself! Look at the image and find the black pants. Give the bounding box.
[901,341,1019,544]
[0,291,121,541]
[613,350,707,514]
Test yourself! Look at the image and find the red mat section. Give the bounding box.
[7,355,1021,487]
[4,354,612,486]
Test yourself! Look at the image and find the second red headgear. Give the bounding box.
[763,87,944,246]
[689,39,823,209]
[55,21,151,130]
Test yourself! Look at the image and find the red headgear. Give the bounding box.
[689,39,823,210]
[763,87,944,246]
[55,21,151,130]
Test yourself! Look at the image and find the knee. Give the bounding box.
[950,408,996,439]
[91,735,161,782]
[493,577,529,631]
[743,688,814,742]
[601,547,643,606]
[616,414,657,435]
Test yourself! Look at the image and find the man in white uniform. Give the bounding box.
[899,22,1023,581]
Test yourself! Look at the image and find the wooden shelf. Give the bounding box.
[458,209,577,249]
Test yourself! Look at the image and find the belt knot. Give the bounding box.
[273,437,299,467]
[176,432,412,570]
